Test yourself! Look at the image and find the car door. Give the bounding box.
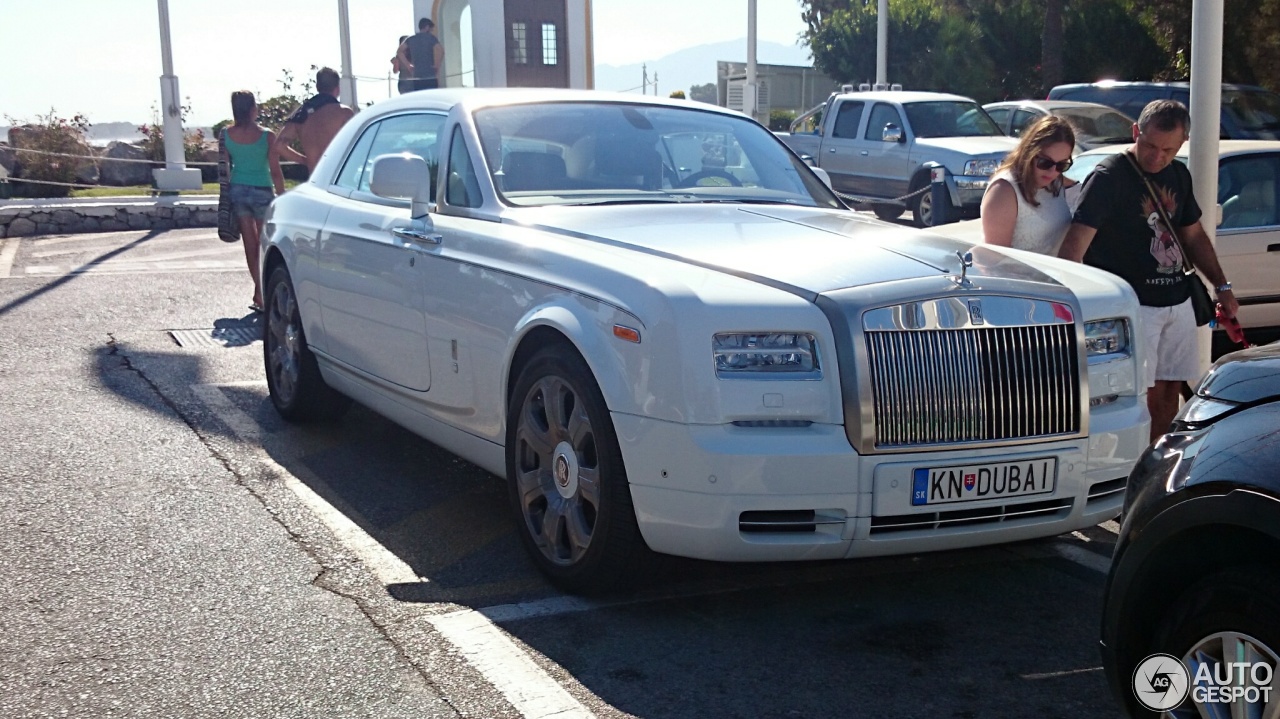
[1009,108,1044,137]
[849,102,910,199]
[815,99,865,194]
[1215,152,1280,328]
[316,112,446,391]
[985,106,1013,134]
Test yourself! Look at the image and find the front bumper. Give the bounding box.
[616,394,1148,562]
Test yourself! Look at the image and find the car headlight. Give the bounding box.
[963,159,1000,176]
[1176,395,1238,425]
[1084,319,1131,364]
[713,333,820,378]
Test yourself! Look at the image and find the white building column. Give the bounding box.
[1189,0,1224,374]
[152,0,202,191]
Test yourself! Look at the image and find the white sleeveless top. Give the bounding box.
[988,170,1073,255]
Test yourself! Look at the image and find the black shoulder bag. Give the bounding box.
[1124,153,1215,326]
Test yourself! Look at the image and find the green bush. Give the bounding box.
[5,109,93,198]
[137,99,207,163]
[768,109,797,131]
[669,90,687,99]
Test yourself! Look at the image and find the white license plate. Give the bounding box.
[911,458,1057,506]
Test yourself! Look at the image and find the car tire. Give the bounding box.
[1143,567,1280,717]
[263,265,351,423]
[872,204,903,222]
[911,178,934,228]
[506,344,650,594]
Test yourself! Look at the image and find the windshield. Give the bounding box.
[1052,106,1134,144]
[1223,89,1280,135]
[902,101,1003,138]
[472,102,842,208]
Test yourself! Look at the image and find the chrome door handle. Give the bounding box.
[828,147,837,153]
[860,151,869,156]
[391,227,443,246]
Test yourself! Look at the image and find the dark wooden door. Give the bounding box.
[504,0,569,88]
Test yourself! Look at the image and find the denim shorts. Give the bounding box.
[228,183,274,220]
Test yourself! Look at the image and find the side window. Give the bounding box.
[1120,89,1164,120]
[334,121,382,190]
[830,101,865,139]
[1010,109,1040,137]
[445,126,482,208]
[985,107,1012,132]
[358,112,446,196]
[1219,155,1278,229]
[864,103,904,141]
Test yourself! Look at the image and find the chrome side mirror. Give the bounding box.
[881,124,903,143]
[370,153,434,218]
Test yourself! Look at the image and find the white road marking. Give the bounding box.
[24,260,242,276]
[190,382,421,586]
[29,239,233,259]
[0,239,18,279]
[1052,542,1111,574]
[429,609,596,719]
[192,380,597,719]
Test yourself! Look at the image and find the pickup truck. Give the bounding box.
[779,90,1018,227]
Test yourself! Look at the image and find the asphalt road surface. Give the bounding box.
[0,227,1127,718]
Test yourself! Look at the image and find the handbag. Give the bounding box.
[1124,153,1214,326]
[217,130,240,243]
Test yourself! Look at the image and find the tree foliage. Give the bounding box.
[689,83,717,104]
[800,0,1277,103]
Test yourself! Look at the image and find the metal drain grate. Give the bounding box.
[170,326,261,348]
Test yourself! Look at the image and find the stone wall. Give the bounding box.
[0,197,217,238]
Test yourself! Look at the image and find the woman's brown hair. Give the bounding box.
[995,114,1076,206]
[230,91,256,126]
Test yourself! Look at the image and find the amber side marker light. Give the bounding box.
[613,325,641,343]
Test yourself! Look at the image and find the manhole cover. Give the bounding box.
[170,326,260,348]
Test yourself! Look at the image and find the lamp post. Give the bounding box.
[337,0,358,107]
[743,0,758,120]
[152,0,202,191]
[1189,0,1224,374]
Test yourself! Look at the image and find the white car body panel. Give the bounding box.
[263,89,1150,569]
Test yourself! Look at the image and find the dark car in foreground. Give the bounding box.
[1101,341,1280,717]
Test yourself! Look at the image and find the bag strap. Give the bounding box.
[1124,151,1196,274]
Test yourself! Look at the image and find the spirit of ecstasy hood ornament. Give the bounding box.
[953,250,975,287]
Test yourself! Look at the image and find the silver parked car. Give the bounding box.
[983,100,1135,153]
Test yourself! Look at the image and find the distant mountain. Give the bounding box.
[593,38,813,97]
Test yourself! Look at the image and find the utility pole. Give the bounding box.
[337,0,358,107]
[876,0,887,86]
[152,0,202,191]
[744,0,758,119]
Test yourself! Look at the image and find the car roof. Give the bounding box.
[370,87,747,118]
[833,91,975,104]
[983,100,1126,112]
[1051,80,1267,92]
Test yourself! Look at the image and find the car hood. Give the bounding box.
[511,204,1061,297]
[1198,341,1280,404]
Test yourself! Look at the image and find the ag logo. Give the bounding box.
[1133,653,1190,711]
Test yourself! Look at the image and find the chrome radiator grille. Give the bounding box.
[865,324,1080,447]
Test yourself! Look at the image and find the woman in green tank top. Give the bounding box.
[223,91,284,312]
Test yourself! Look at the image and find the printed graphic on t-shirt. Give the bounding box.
[1141,183,1183,276]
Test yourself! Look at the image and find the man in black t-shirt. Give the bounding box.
[1059,100,1238,441]
[397,18,444,91]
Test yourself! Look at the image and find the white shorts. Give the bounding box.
[1139,298,1201,387]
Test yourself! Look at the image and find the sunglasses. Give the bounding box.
[1033,155,1073,173]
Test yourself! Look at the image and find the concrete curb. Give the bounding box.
[0,195,219,238]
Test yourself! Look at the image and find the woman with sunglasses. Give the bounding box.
[980,115,1077,254]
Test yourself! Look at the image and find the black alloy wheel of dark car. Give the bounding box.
[1142,567,1280,718]
[263,266,351,423]
[506,345,649,593]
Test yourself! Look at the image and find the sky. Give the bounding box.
[0,0,810,128]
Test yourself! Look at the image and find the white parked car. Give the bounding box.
[1066,141,1280,332]
[261,89,1149,592]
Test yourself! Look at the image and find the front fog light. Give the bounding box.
[713,333,819,378]
[1084,319,1131,364]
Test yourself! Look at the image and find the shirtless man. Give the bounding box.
[271,67,355,175]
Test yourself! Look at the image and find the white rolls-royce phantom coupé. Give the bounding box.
[260,89,1149,592]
